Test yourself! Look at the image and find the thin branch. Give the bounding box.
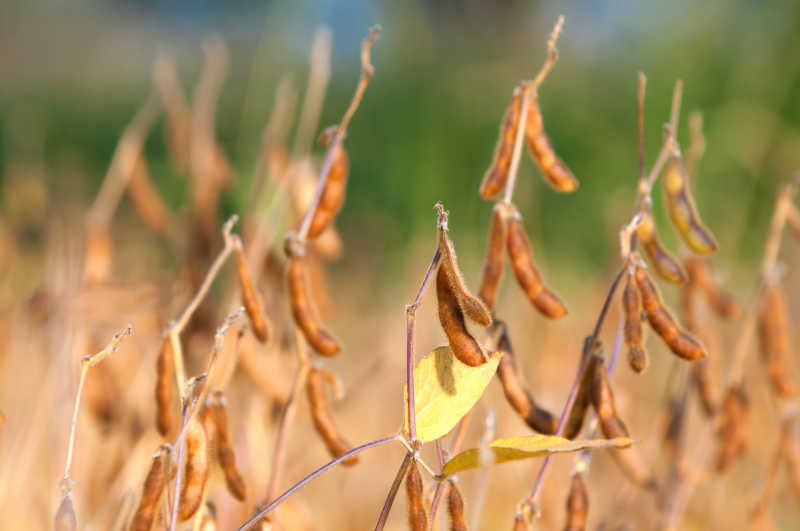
[262,329,311,504]
[528,15,565,93]
[406,241,443,443]
[295,25,381,242]
[502,89,532,205]
[87,94,161,227]
[61,325,133,482]
[168,215,238,398]
[637,72,646,182]
[374,451,413,531]
[502,16,566,205]
[292,27,332,159]
[524,247,631,509]
[685,112,706,182]
[728,182,795,386]
[641,80,684,199]
[237,434,398,531]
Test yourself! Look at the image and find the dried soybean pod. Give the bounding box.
[716,385,749,472]
[208,391,247,501]
[563,473,588,531]
[405,460,427,531]
[684,258,740,319]
[506,207,567,318]
[590,358,631,446]
[692,359,717,416]
[155,336,174,437]
[478,202,510,310]
[437,265,486,367]
[437,215,492,326]
[636,209,686,284]
[663,153,718,254]
[634,262,706,361]
[446,480,468,531]
[307,127,349,238]
[495,322,556,433]
[130,444,170,531]
[565,353,603,440]
[287,256,341,356]
[758,282,796,398]
[513,512,531,531]
[480,87,522,199]
[306,368,357,465]
[235,244,270,343]
[54,493,77,531]
[525,96,579,193]
[177,418,210,521]
[622,271,648,373]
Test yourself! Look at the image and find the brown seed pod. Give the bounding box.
[155,336,175,437]
[513,512,531,531]
[691,359,717,416]
[494,322,556,433]
[208,391,247,501]
[235,245,270,343]
[307,128,349,239]
[565,352,603,440]
[405,460,427,531]
[438,219,492,326]
[663,154,718,254]
[287,256,341,356]
[130,444,170,531]
[525,95,579,193]
[128,154,171,233]
[622,271,648,373]
[716,385,749,472]
[478,202,510,310]
[563,473,588,531]
[306,368,357,465]
[177,417,210,521]
[758,282,796,398]
[683,258,740,319]
[437,265,486,367]
[663,397,687,463]
[636,208,686,284]
[633,262,706,361]
[590,358,631,446]
[506,207,567,318]
[480,87,522,199]
[446,480,468,531]
[54,493,77,531]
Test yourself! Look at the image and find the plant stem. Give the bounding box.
[374,451,413,531]
[263,329,311,504]
[525,262,627,509]
[406,246,442,443]
[296,26,380,242]
[237,434,397,531]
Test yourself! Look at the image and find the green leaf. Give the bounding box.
[405,346,501,443]
[439,435,632,478]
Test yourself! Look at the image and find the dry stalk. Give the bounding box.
[292,27,332,159]
[501,15,565,205]
[293,25,380,244]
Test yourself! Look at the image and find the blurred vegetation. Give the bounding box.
[2,0,800,281]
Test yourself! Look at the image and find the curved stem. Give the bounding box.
[237,434,397,531]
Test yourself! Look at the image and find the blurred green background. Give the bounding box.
[2,0,800,281]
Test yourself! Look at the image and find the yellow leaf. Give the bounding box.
[405,346,501,443]
[439,435,632,478]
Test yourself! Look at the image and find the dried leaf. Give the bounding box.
[405,346,501,442]
[439,435,632,478]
